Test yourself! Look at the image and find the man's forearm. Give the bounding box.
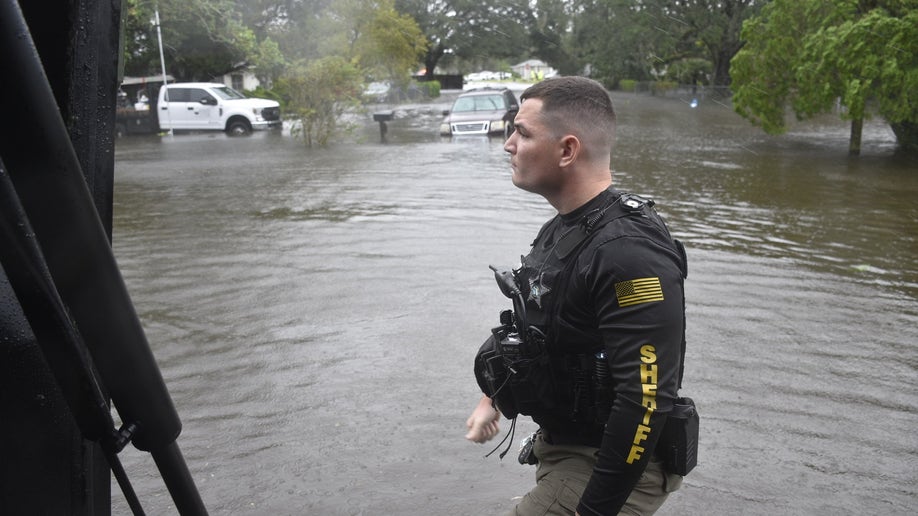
[577,398,667,515]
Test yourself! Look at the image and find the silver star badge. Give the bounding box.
[528,274,551,309]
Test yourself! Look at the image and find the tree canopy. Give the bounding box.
[394,0,534,78]
[731,0,918,154]
[123,0,426,86]
[122,0,764,90]
[565,0,762,87]
[338,0,429,84]
[122,0,429,146]
[122,0,257,81]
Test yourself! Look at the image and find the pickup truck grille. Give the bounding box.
[262,106,280,121]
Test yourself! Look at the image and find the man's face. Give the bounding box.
[504,98,564,196]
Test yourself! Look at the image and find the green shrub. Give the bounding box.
[278,57,364,147]
[618,79,637,92]
[416,80,440,98]
[651,81,678,95]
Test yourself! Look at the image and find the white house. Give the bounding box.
[511,59,557,80]
[211,63,263,92]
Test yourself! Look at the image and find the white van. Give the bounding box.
[157,83,281,135]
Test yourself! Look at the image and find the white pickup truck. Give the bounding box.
[156,82,281,135]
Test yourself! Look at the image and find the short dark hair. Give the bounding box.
[520,76,616,153]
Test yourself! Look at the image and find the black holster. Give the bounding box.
[658,397,699,475]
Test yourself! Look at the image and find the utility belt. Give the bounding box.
[539,428,603,448]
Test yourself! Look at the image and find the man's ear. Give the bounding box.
[558,134,581,168]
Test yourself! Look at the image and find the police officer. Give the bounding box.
[466,77,687,515]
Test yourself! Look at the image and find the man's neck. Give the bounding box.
[550,175,612,215]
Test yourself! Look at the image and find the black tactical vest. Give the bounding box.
[477,190,652,424]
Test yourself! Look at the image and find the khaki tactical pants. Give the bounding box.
[506,432,681,516]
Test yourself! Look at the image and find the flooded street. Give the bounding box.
[111,90,917,515]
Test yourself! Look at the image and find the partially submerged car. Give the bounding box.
[439,87,519,137]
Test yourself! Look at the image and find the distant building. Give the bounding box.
[211,63,263,91]
[511,59,557,80]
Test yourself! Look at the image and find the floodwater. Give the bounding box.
[110,89,917,515]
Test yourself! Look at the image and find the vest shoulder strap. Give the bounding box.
[553,192,644,260]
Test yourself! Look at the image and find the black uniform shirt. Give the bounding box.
[517,188,686,515]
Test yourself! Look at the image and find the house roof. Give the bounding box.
[512,59,548,68]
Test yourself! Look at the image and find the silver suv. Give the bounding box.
[439,87,519,137]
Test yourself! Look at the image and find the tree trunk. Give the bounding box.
[849,118,863,156]
[424,44,445,80]
[712,48,734,87]
[890,121,918,155]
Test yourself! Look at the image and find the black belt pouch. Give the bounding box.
[659,397,699,476]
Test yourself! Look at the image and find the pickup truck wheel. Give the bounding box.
[226,120,252,136]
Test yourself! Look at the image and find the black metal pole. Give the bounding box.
[1,159,146,516]
[105,446,147,516]
[0,159,110,442]
[0,1,207,514]
[0,0,179,453]
[153,442,209,515]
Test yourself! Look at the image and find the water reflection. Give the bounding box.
[111,91,917,515]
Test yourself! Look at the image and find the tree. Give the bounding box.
[394,0,533,77]
[360,5,428,83]
[122,0,301,84]
[327,0,428,84]
[251,38,287,88]
[530,0,581,75]
[672,0,763,87]
[572,0,661,85]
[279,56,365,147]
[731,0,918,155]
[121,0,162,76]
[240,0,336,63]
[568,0,760,88]
[121,0,257,80]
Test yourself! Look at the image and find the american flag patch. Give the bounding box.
[615,277,664,307]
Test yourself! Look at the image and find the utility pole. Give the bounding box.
[154,5,172,135]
